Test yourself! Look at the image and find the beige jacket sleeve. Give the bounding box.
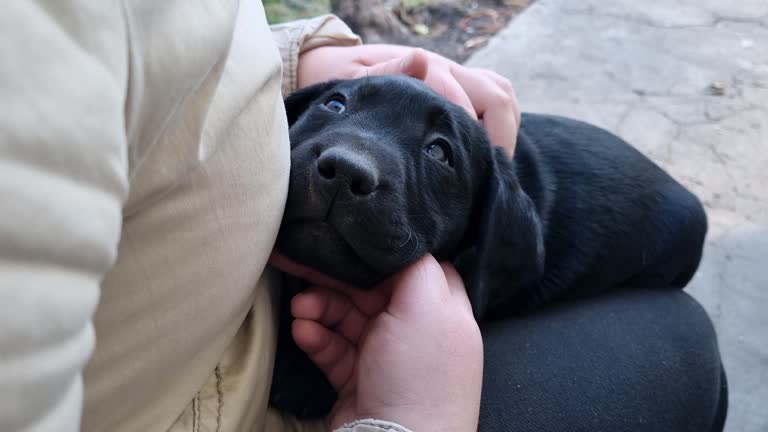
[0,2,128,432]
[270,14,361,97]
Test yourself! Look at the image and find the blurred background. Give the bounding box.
[265,1,768,431]
[264,0,530,61]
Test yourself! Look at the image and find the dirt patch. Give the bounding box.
[265,0,533,63]
[384,0,532,62]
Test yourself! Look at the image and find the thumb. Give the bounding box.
[385,255,449,318]
[354,48,429,80]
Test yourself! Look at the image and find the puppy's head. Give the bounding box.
[278,76,543,318]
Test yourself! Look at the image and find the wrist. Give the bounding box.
[273,14,360,95]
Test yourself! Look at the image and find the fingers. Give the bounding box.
[381,256,476,321]
[481,97,519,159]
[271,251,392,319]
[440,262,464,297]
[385,254,452,317]
[426,71,478,120]
[440,262,474,315]
[475,68,515,94]
[450,65,520,158]
[475,68,521,129]
[292,289,370,343]
[354,46,476,119]
[292,319,356,391]
[357,48,429,81]
[269,251,354,291]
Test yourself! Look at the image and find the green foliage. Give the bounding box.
[263,0,331,24]
[401,0,432,10]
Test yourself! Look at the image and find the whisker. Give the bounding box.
[398,226,413,249]
[407,228,421,262]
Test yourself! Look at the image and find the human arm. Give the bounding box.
[0,2,128,431]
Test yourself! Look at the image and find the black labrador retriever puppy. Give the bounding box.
[270,75,707,417]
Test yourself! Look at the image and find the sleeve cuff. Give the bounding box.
[334,419,414,432]
[270,14,361,96]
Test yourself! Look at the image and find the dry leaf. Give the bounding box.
[413,23,430,36]
[464,35,489,49]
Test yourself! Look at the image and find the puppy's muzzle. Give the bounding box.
[315,147,380,198]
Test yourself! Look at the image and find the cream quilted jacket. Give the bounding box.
[0,1,411,431]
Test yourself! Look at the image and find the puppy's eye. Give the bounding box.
[324,95,346,113]
[425,138,453,166]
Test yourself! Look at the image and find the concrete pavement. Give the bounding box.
[467,1,768,430]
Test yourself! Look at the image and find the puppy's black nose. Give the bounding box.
[316,147,379,196]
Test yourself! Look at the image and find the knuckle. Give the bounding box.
[491,89,518,110]
[499,78,515,93]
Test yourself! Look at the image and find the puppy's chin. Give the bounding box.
[276,222,388,288]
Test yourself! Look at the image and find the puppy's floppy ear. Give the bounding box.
[455,146,545,320]
[284,80,339,126]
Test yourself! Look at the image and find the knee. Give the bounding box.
[665,292,720,365]
[654,184,708,285]
[654,292,726,430]
[657,183,708,250]
[600,291,727,431]
[477,291,727,432]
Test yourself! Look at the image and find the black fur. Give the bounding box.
[269,75,707,417]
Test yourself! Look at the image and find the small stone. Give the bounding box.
[708,81,728,96]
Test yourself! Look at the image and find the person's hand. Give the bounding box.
[296,44,521,157]
[269,253,483,432]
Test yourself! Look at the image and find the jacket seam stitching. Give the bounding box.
[215,365,223,432]
[193,393,200,432]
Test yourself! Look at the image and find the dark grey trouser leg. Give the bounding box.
[479,289,727,432]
